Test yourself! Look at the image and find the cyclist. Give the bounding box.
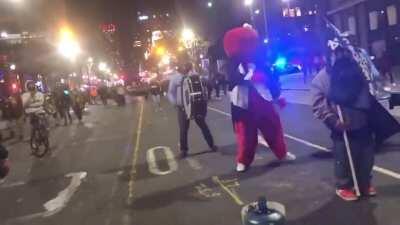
[22,81,50,154]
[22,81,45,115]
[22,81,47,138]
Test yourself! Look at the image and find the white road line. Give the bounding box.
[258,135,269,147]
[5,172,87,224]
[146,146,178,176]
[44,172,87,216]
[0,181,26,189]
[208,106,400,180]
[284,134,330,152]
[186,158,203,170]
[373,166,400,180]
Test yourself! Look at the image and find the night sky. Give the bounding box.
[64,0,245,70]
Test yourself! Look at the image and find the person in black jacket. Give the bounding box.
[311,47,377,201]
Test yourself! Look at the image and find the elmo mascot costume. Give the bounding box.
[223,25,296,172]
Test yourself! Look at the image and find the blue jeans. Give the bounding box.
[333,129,374,190]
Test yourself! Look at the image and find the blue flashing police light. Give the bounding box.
[274,57,287,70]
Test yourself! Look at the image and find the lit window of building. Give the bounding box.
[348,16,356,34]
[387,5,398,26]
[289,8,296,17]
[369,11,379,30]
[282,8,289,17]
[295,7,302,17]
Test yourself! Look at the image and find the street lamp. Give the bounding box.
[57,26,81,61]
[181,28,195,42]
[244,0,253,6]
[10,64,16,71]
[244,0,255,26]
[98,62,107,71]
[1,31,8,38]
[207,1,213,8]
[161,55,171,66]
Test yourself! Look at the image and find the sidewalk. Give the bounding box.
[280,73,400,118]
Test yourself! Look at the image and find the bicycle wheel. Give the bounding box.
[30,129,39,151]
[31,128,50,158]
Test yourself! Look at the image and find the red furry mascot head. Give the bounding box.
[223,24,259,63]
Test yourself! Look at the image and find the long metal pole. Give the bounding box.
[336,105,361,197]
[262,0,269,38]
[249,5,255,26]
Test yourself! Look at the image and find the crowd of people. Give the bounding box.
[164,24,400,203]
[1,24,399,204]
[0,82,130,143]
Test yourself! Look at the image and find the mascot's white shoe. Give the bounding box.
[236,163,246,172]
[282,152,296,161]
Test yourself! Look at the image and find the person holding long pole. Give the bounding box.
[311,46,376,201]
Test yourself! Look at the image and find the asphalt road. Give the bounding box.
[1,95,400,225]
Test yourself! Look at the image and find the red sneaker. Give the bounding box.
[363,186,377,197]
[336,189,359,201]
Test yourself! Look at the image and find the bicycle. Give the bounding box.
[29,113,50,158]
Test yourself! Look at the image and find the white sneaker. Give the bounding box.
[282,152,296,161]
[236,163,246,172]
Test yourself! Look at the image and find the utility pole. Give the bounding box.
[262,0,269,39]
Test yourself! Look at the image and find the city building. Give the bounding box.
[326,0,400,60]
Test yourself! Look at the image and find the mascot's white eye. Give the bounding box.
[242,23,253,29]
[327,40,340,50]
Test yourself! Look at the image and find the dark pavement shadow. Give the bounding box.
[189,150,215,157]
[310,151,333,159]
[288,197,378,225]
[213,144,237,156]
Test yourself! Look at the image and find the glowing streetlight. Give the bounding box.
[155,46,166,56]
[1,31,8,38]
[98,62,107,71]
[244,0,253,6]
[207,2,213,8]
[57,26,81,61]
[10,64,16,71]
[181,28,195,42]
[161,55,171,65]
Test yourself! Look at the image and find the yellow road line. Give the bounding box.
[212,176,244,206]
[127,103,144,205]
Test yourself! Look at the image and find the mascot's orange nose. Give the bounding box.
[223,26,259,59]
